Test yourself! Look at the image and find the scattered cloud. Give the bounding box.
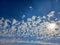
[0,11,60,44]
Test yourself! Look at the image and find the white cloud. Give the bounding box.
[27,18,32,21]
[43,16,46,19]
[0,11,60,43]
[0,39,59,45]
[12,19,17,25]
[32,16,36,20]
[47,11,55,20]
[29,6,32,9]
[22,14,25,18]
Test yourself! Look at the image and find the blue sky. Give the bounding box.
[0,0,60,45]
[0,0,60,19]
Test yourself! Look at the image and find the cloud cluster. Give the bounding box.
[0,11,60,42]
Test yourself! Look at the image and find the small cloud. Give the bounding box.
[55,18,58,21]
[27,18,32,21]
[42,16,46,19]
[47,11,55,19]
[29,6,32,9]
[32,16,36,20]
[12,19,17,25]
[22,14,25,18]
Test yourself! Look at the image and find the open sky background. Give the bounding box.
[0,0,60,20]
[0,0,60,45]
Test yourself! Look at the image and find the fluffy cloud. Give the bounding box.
[0,11,60,43]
